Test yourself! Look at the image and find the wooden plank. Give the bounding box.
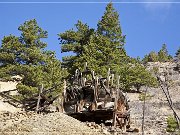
[112,76,120,128]
[93,76,98,110]
[112,97,117,128]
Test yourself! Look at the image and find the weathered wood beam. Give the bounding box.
[0,92,22,104]
[106,68,110,88]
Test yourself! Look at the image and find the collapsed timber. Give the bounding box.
[62,67,131,131]
[0,84,60,112]
[0,66,134,131]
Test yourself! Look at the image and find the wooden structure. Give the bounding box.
[0,84,60,113]
[63,66,130,130]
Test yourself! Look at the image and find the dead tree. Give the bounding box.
[156,74,180,129]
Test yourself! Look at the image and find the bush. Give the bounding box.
[138,93,153,101]
[166,116,178,132]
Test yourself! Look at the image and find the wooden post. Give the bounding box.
[112,94,117,129]
[36,84,43,113]
[117,76,120,90]
[111,74,114,86]
[112,76,120,129]
[84,62,87,70]
[92,70,95,80]
[107,68,110,88]
[94,76,98,110]
[80,73,83,87]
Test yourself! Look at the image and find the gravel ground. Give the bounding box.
[0,112,108,135]
[0,86,179,135]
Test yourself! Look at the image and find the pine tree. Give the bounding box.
[130,63,157,91]
[95,2,126,75]
[158,44,170,62]
[148,51,159,62]
[175,47,180,61]
[97,3,125,45]
[143,44,172,64]
[174,47,180,72]
[0,19,63,98]
[58,20,94,75]
[58,2,157,92]
[59,3,126,77]
[142,51,158,63]
[117,58,157,91]
[82,2,126,76]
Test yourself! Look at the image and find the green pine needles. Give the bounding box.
[0,3,160,100]
[0,19,64,99]
[59,3,157,92]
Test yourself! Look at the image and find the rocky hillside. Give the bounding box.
[146,62,180,82]
[0,112,108,135]
[0,62,179,135]
[127,62,180,134]
[127,86,180,135]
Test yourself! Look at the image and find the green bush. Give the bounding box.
[166,116,178,132]
[138,93,153,101]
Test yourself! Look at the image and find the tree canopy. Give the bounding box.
[59,3,157,91]
[0,19,64,98]
[143,44,173,64]
[0,3,160,94]
[59,3,126,76]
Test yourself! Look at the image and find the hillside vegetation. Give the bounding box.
[0,2,179,135]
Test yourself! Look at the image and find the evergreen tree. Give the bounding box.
[175,47,180,61]
[129,63,157,91]
[174,47,180,72]
[142,51,158,63]
[58,20,94,75]
[148,51,159,62]
[158,44,172,62]
[95,2,126,75]
[0,19,63,98]
[59,2,157,91]
[97,3,125,45]
[118,58,157,91]
[81,2,126,76]
[59,3,126,77]
[143,44,172,64]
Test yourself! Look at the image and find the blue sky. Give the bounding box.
[0,0,180,60]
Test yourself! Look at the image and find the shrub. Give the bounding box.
[166,116,178,132]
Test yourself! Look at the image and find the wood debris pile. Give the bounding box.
[62,65,131,130]
[0,85,60,113]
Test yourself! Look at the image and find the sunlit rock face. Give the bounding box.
[146,62,180,84]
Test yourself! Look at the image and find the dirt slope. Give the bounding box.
[0,112,108,135]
